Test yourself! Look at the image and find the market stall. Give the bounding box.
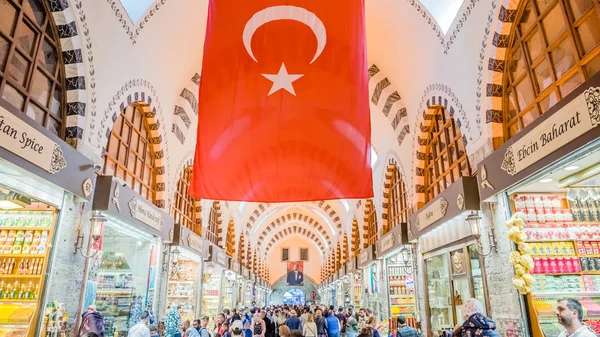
[201,245,229,318]
[0,99,98,337]
[335,267,346,309]
[166,224,207,321]
[358,246,386,321]
[376,223,418,329]
[409,176,489,337]
[476,72,600,337]
[92,175,174,336]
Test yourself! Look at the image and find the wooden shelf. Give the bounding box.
[0,274,41,278]
[0,299,37,303]
[0,254,46,258]
[0,227,51,231]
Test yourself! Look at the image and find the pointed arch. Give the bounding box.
[382,161,410,234]
[415,106,472,208]
[226,219,236,258]
[103,102,166,207]
[351,218,360,258]
[207,201,222,247]
[364,199,378,248]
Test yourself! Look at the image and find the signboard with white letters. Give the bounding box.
[501,86,600,176]
[129,198,164,231]
[0,106,67,174]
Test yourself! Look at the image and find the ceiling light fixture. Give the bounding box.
[564,166,580,171]
[539,178,553,183]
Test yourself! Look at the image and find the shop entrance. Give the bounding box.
[283,289,305,305]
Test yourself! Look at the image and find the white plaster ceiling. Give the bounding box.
[73,0,499,269]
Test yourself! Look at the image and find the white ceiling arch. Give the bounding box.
[258,222,328,257]
[244,201,344,234]
[255,214,333,250]
[250,207,335,245]
[265,232,325,259]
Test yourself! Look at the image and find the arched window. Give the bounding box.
[172,166,201,235]
[384,164,410,234]
[226,219,235,258]
[351,218,360,257]
[104,103,157,203]
[206,201,220,246]
[364,199,378,247]
[423,106,471,204]
[503,0,600,140]
[1,0,66,137]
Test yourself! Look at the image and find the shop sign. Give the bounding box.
[128,198,164,231]
[346,258,355,272]
[215,251,228,267]
[379,232,395,253]
[187,233,203,253]
[415,197,448,231]
[232,261,241,274]
[358,247,373,267]
[501,86,600,176]
[0,105,67,174]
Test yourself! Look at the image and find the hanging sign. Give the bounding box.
[0,106,67,174]
[215,250,228,267]
[232,261,241,274]
[187,233,203,253]
[128,198,164,231]
[501,86,600,176]
[415,197,448,231]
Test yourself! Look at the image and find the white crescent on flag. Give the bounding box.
[242,5,327,64]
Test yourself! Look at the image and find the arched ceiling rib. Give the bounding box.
[259,223,327,256]
[265,231,325,257]
[245,201,343,234]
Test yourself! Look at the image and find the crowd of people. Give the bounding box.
[76,297,598,337]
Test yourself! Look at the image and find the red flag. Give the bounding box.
[190,0,373,202]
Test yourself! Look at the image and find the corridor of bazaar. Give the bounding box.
[0,0,599,337]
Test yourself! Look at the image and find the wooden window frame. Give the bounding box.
[423,106,472,203]
[365,199,378,247]
[502,0,600,141]
[171,166,201,235]
[206,203,219,246]
[281,247,290,262]
[103,103,157,204]
[0,0,67,137]
[387,165,410,233]
[299,247,309,262]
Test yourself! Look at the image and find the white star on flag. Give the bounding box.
[262,63,304,96]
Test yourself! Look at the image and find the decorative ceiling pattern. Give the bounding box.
[106,0,171,43]
[265,227,326,255]
[257,213,333,249]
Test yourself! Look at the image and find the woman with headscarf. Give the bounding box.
[453,298,500,337]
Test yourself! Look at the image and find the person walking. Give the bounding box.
[199,317,212,337]
[184,320,201,337]
[286,310,302,331]
[129,311,151,337]
[279,326,291,337]
[345,313,359,337]
[453,299,500,337]
[556,298,596,337]
[166,306,183,337]
[366,317,379,337]
[314,310,328,337]
[395,316,418,337]
[325,311,341,337]
[253,312,267,337]
[78,306,105,337]
[302,314,317,337]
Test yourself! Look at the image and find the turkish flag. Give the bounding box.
[190,0,373,202]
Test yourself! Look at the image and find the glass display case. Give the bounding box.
[336,281,344,308]
[165,248,201,322]
[220,271,235,311]
[424,244,489,336]
[352,273,362,310]
[387,260,416,318]
[94,221,160,336]
[0,208,56,337]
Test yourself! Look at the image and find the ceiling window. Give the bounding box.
[419,0,465,34]
[299,248,309,261]
[119,0,155,23]
[281,248,289,262]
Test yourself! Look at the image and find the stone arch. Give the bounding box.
[368,64,411,147]
[261,224,328,256]
[412,87,475,208]
[265,230,326,256]
[483,0,522,148]
[172,73,200,144]
[103,102,167,208]
[47,0,88,147]
[256,213,333,249]
[245,201,342,234]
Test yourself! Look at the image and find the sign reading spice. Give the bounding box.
[501,87,600,175]
[415,197,448,230]
[128,198,164,231]
[0,106,67,174]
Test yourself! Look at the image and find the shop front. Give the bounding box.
[477,73,600,337]
[409,176,489,337]
[241,267,252,307]
[0,100,97,337]
[345,257,361,310]
[201,245,229,318]
[376,223,418,330]
[358,246,385,321]
[91,175,174,336]
[335,267,346,309]
[167,224,208,321]
[230,261,243,308]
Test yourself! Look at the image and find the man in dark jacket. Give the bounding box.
[262,310,276,337]
[396,316,418,337]
[229,309,242,324]
[285,310,302,331]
